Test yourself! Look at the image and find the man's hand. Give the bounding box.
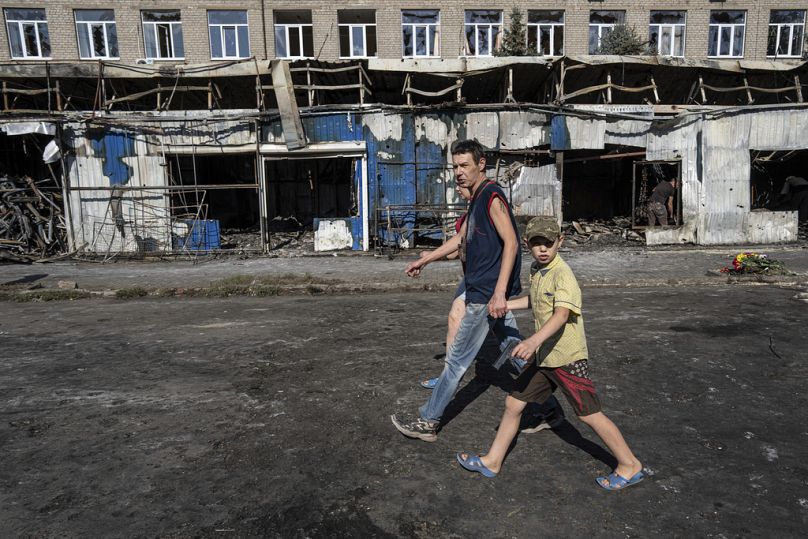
[512,335,541,360]
[488,291,508,318]
[405,258,425,277]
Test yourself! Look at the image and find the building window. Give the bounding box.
[527,10,564,56]
[274,11,313,59]
[338,10,376,58]
[464,10,502,57]
[75,9,118,59]
[649,11,686,57]
[402,10,439,58]
[142,10,184,60]
[589,10,625,54]
[767,10,805,58]
[208,10,249,59]
[708,11,745,58]
[4,8,50,59]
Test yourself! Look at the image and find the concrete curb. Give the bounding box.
[2,273,806,302]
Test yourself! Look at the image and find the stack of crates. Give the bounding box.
[176,219,220,251]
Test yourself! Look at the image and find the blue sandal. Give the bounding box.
[420,377,438,389]
[596,471,644,490]
[456,452,497,478]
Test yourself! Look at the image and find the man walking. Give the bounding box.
[391,139,523,442]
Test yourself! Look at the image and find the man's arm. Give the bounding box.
[511,307,570,360]
[405,225,463,277]
[488,196,518,318]
[667,195,675,223]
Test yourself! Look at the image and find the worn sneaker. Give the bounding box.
[391,414,438,442]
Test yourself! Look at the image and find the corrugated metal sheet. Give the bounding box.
[160,119,255,148]
[303,113,362,143]
[749,108,808,150]
[498,111,549,149]
[466,112,499,149]
[511,164,559,217]
[564,116,605,149]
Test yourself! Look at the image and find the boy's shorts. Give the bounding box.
[511,359,601,417]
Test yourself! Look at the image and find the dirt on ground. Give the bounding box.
[0,286,806,537]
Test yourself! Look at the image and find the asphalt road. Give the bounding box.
[0,286,806,538]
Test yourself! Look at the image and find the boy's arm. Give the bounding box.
[487,196,518,318]
[405,229,463,277]
[506,296,530,311]
[511,307,570,360]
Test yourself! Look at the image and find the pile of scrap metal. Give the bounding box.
[0,174,66,262]
[564,218,644,246]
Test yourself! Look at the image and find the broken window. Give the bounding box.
[75,9,118,59]
[708,11,745,58]
[589,10,624,54]
[208,10,249,60]
[142,10,184,60]
[464,10,502,57]
[4,8,51,59]
[649,11,686,57]
[402,10,439,58]
[527,10,564,57]
[338,10,376,58]
[767,10,805,58]
[274,10,313,59]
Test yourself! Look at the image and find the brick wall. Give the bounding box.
[0,1,806,63]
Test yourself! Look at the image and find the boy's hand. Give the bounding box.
[488,291,508,318]
[512,335,541,360]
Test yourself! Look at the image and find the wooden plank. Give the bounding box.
[270,59,306,150]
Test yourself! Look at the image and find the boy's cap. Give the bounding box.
[525,216,561,242]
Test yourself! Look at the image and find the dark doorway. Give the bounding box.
[561,147,645,221]
[751,149,808,222]
[265,157,356,230]
[167,154,258,227]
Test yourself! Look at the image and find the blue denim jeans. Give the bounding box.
[419,303,521,423]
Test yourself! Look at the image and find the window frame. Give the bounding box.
[464,10,502,57]
[708,10,746,58]
[526,10,564,57]
[274,11,313,59]
[338,11,377,59]
[589,10,625,54]
[74,9,119,60]
[141,10,185,61]
[401,9,440,58]
[767,10,805,58]
[5,8,51,59]
[649,11,686,57]
[208,10,250,60]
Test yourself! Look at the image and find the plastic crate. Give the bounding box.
[176,219,220,251]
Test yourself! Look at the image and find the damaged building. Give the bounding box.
[1,2,807,258]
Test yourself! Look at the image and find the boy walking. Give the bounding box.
[455,216,644,490]
[391,139,523,442]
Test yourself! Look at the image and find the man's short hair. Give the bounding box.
[451,139,487,165]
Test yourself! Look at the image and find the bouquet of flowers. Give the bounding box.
[720,252,788,275]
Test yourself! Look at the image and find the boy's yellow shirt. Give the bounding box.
[529,254,589,368]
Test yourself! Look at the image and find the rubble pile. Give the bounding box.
[563,217,644,247]
[0,175,67,263]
